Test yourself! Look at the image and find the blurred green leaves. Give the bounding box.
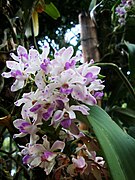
[124,41,135,80]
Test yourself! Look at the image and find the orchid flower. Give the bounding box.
[22,135,65,175]
[1,60,28,91]
[13,119,39,138]
[67,156,87,176]
[2,44,105,176]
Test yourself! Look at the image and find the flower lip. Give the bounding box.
[23,155,30,164]
[11,70,23,78]
[41,151,54,162]
[61,118,71,128]
[18,122,31,133]
[30,104,42,112]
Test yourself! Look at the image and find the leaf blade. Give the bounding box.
[86,105,135,180]
[44,2,60,20]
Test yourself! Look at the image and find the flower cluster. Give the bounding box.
[2,44,106,178]
[115,0,134,26]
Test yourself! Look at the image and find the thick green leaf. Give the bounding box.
[44,2,60,20]
[85,105,135,180]
[124,41,135,79]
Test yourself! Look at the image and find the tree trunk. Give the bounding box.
[79,12,100,63]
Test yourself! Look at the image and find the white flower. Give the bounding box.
[2,60,28,91]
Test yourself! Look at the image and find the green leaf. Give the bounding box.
[44,2,60,20]
[89,0,97,11]
[124,41,135,79]
[85,105,135,180]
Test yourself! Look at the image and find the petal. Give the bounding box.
[35,71,46,90]
[50,140,65,152]
[6,61,20,70]
[41,151,56,161]
[61,118,71,128]
[30,156,41,167]
[54,47,66,58]
[30,103,42,112]
[53,110,63,121]
[29,48,39,61]
[13,119,28,129]
[94,92,104,99]
[42,135,50,150]
[71,104,90,115]
[67,109,76,119]
[41,44,50,59]
[23,155,32,164]
[10,53,20,61]
[17,45,28,63]
[11,79,24,91]
[71,85,85,101]
[13,132,26,138]
[88,66,101,75]
[41,159,56,175]
[17,45,28,56]
[72,156,86,169]
[62,46,74,61]
[83,93,97,105]
[89,80,105,91]
[1,72,11,78]
[25,124,38,134]
[29,144,45,154]
[14,98,29,106]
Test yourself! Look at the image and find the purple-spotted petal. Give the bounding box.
[1,72,12,78]
[11,79,25,92]
[41,44,50,59]
[6,61,20,70]
[17,46,28,58]
[71,104,90,115]
[35,71,46,90]
[11,70,23,78]
[60,87,73,95]
[62,46,74,62]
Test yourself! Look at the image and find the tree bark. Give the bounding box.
[79,12,100,63]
